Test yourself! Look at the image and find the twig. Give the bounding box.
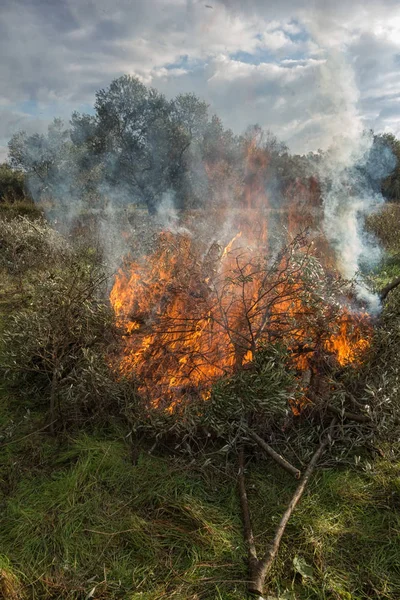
[256,420,336,588]
[245,428,301,479]
[0,420,57,448]
[380,276,400,301]
[346,393,366,411]
[326,404,372,423]
[238,447,258,565]
[83,527,139,536]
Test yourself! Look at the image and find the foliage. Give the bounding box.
[204,344,296,437]
[0,217,136,429]
[365,202,400,253]
[0,200,43,220]
[0,216,67,278]
[0,258,128,427]
[91,76,188,213]
[8,75,312,218]
[356,286,400,438]
[0,163,28,204]
[375,132,400,201]
[360,201,400,440]
[8,120,74,203]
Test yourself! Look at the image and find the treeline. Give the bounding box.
[2,76,315,215]
[2,74,400,213]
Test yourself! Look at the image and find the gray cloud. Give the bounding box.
[1,0,400,156]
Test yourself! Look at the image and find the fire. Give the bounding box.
[110,226,371,409]
[325,312,371,366]
[109,133,372,409]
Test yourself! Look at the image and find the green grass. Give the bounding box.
[1,409,400,599]
[367,253,400,291]
[0,418,246,599]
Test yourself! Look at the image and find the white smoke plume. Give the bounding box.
[312,55,395,311]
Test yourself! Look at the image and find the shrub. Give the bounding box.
[204,343,296,438]
[0,201,42,220]
[0,216,67,278]
[0,163,28,204]
[0,256,134,428]
[0,218,137,429]
[365,203,400,252]
[359,287,400,438]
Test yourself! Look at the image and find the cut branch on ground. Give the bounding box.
[380,276,400,301]
[245,427,301,479]
[238,419,337,598]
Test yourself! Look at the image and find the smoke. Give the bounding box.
[283,45,395,312]
[311,54,396,310]
[11,49,397,314]
[155,192,191,236]
[321,136,395,311]
[203,1,397,310]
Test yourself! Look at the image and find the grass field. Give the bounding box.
[1,390,400,599]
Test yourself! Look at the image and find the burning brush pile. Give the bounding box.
[110,203,372,414]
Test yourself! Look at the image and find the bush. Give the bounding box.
[0,163,28,204]
[131,343,298,460]
[1,257,133,427]
[0,216,67,278]
[365,203,400,252]
[359,287,400,437]
[204,343,296,437]
[0,200,42,220]
[0,218,137,429]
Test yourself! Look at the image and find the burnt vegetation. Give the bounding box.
[1,75,400,600]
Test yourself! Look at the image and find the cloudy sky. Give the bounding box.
[1,0,400,159]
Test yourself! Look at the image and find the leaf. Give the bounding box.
[85,586,96,599]
[293,555,314,580]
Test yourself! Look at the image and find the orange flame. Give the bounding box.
[110,228,371,409]
[109,136,372,409]
[324,312,371,366]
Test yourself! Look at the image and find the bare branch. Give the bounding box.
[238,447,258,565]
[239,419,337,598]
[246,428,301,479]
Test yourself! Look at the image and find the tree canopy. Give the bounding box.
[8,75,301,215]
